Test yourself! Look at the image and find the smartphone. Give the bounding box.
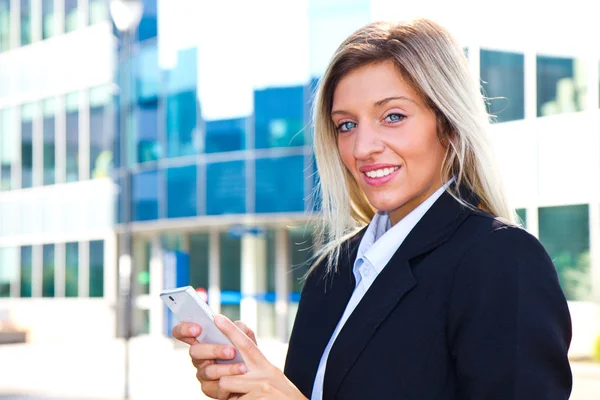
[160,286,243,364]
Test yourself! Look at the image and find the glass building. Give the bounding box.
[0,0,599,353]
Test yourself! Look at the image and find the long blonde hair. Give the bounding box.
[310,18,516,274]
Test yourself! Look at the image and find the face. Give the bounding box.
[332,60,447,225]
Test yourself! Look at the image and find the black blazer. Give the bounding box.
[284,188,572,399]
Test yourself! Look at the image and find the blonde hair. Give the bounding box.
[310,18,516,274]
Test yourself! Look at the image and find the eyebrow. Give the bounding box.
[331,96,418,116]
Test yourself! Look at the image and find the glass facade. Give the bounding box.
[133,169,159,221]
[206,161,246,215]
[480,49,525,122]
[539,205,590,301]
[65,0,79,33]
[89,240,104,297]
[42,244,55,297]
[0,247,18,297]
[255,86,306,149]
[205,118,247,153]
[537,56,587,117]
[20,246,32,297]
[90,86,114,179]
[66,93,79,182]
[20,0,31,46]
[166,165,197,218]
[255,156,305,213]
[0,108,16,190]
[65,242,79,297]
[220,232,241,321]
[42,0,55,40]
[43,98,56,185]
[21,103,35,189]
[189,233,209,290]
[134,43,160,163]
[0,0,10,52]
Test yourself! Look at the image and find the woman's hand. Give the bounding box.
[213,314,308,400]
[171,321,256,399]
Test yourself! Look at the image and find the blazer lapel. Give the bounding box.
[323,188,476,398]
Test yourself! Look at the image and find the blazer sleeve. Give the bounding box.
[447,223,572,399]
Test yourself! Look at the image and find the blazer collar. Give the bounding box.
[322,183,479,398]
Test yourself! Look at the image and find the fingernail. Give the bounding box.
[214,314,224,325]
[223,348,233,358]
[239,364,247,374]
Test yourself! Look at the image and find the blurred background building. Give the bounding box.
[0,0,599,361]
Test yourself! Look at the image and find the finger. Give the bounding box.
[234,321,257,345]
[172,322,202,345]
[214,315,267,370]
[219,376,260,397]
[190,342,237,363]
[199,380,219,399]
[199,362,247,381]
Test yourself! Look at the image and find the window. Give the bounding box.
[133,169,159,221]
[42,0,55,40]
[166,48,198,158]
[21,103,35,188]
[0,108,17,190]
[537,56,586,117]
[43,98,56,185]
[135,44,160,163]
[0,0,10,52]
[20,246,32,297]
[206,161,246,215]
[0,247,18,297]
[65,0,79,33]
[538,204,590,300]
[20,0,31,46]
[90,86,114,179]
[89,240,104,297]
[89,0,108,25]
[254,86,306,149]
[42,244,55,297]
[255,156,305,213]
[66,93,79,182]
[137,0,157,42]
[220,232,241,321]
[65,242,78,297]
[290,226,314,297]
[515,208,526,229]
[166,165,197,218]
[189,233,209,290]
[205,118,247,153]
[480,49,525,122]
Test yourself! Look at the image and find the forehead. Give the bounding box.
[331,60,421,110]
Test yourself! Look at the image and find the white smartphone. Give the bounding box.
[160,286,243,364]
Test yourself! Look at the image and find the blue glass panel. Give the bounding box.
[138,0,157,42]
[255,86,306,149]
[135,44,160,163]
[66,94,79,182]
[166,48,198,158]
[43,100,55,185]
[133,169,159,221]
[20,105,33,188]
[89,240,104,297]
[205,118,247,153]
[64,0,78,33]
[480,50,525,123]
[20,246,32,297]
[0,0,10,52]
[20,0,31,45]
[41,0,55,39]
[42,244,55,297]
[166,165,197,218]
[206,161,245,215]
[90,86,114,179]
[255,155,304,213]
[537,56,585,117]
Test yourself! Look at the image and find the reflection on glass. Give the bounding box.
[480,49,525,122]
[138,0,157,42]
[65,0,79,33]
[220,232,241,322]
[135,44,160,163]
[89,0,108,25]
[167,48,198,158]
[0,108,16,190]
[539,204,590,300]
[90,86,114,178]
[255,86,306,149]
[20,0,31,45]
[167,165,197,218]
[255,156,305,213]
[89,240,104,297]
[133,169,159,221]
[537,56,586,117]
[43,98,56,185]
[65,242,78,297]
[42,0,55,40]
[205,118,247,153]
[206,161,245,215]
[66,93,79,182]
[20,246,32,297]
[42,244,55,297]
[0,247,18,297]
[0,0,11,52]
[21,103,35,188]
[189,233,209,290]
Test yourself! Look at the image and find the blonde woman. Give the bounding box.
[173,19,572,399]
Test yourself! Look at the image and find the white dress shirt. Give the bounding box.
[311,182,452,400]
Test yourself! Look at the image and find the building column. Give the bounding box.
[208,229,221,315]
[525,206,539,238]
[149,234,165,336]
[240,233,266,335]
[275,227,290,342]
[590,202,600,303]
[54,242,65,297]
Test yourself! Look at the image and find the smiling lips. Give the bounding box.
[359,164,401,186]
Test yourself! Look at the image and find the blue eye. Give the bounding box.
[385,113,406,123]
[337,121,357,132]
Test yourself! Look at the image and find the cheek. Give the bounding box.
[337,137,355,171]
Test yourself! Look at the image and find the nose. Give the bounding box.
[353,123,385,160]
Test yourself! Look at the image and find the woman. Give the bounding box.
[173,19,572,399]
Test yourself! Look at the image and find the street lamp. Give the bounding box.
[109,1,143,399]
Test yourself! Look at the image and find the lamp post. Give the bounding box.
[109,1,143,399]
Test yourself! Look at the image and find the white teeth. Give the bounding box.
[365,166,399,178]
